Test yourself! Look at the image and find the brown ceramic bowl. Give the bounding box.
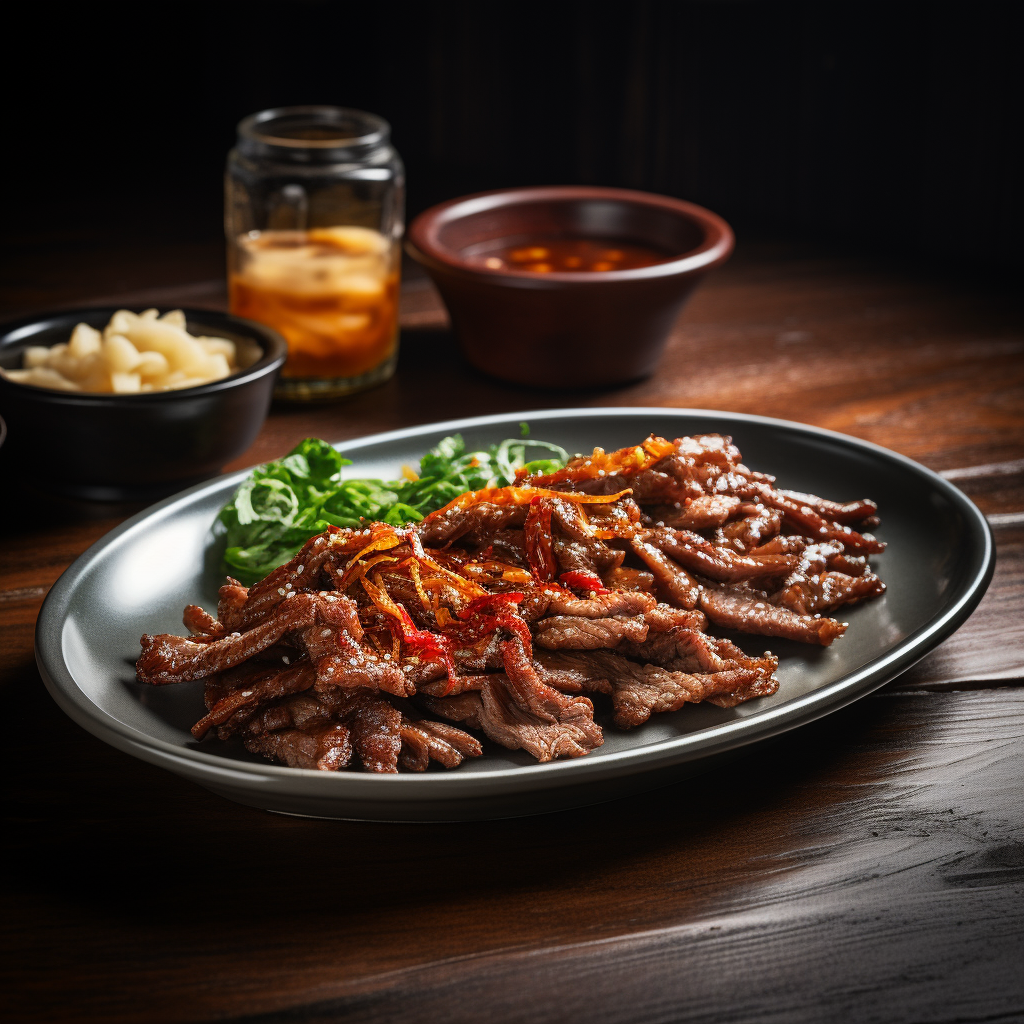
[405,186,733,387]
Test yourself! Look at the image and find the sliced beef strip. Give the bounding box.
[535,649,777,729]
[137,592,324,685]
[773,571,886,615]
[642,603,707,633]
[646,527,797,584]
[782,540,847,585]
[499,635,574,721]
[776,490,878,524]
[398,716,483,771]
[618,627,779,677]
[553,535,625,576]
[731,481,885,554]
[319,690,403,773]
[751,535,807,556]
[585,498,643,537]
[192,661,316,739]
[217,578,249,631]
[421,673,603,762]
[299,594,410,696]
[532,650,613,695]
[608,659,778,726]
[604,566,656,594]
[644,494,743,530]
[698,586,846,645]
[533,614,649,651]
[236,531,350,631]
[629,535,701,609]
[519,588,656,623]
[714,504,783,554]
[487,529,529,566]
[183,604,225,637]
[828,551,868,576]
[417,502,526,548]
[243,721,353,771]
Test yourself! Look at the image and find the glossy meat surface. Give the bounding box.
[135,433,886,771]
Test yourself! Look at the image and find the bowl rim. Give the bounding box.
[406,185,734,285]
[0,306,287,404]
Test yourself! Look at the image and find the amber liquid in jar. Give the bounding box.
[229,227,399,381]
[470,237,673,273]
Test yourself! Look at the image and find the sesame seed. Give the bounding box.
[282,655,291,664]
[296,564,304,573]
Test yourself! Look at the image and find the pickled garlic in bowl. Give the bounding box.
[229,226,399,380]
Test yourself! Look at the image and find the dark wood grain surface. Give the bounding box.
[1,241,1022,1023]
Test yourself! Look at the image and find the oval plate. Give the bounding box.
[36,408,994,820]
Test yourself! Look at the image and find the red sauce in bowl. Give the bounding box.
[469,237,673,273]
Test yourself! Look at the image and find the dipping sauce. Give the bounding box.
[229,226,399,380]
[470,237,673,273]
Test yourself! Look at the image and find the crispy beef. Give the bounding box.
[699,587,846,645]
[520,588,656,623]
[645,494,743,530]
[553,535,625,576]
[244,722,353,771]
[642,603,707,633]
[734,482,885,554]
[138,592,323,685]
[529,648,778,728]
[399,716,483,771]
[773,571,886,615]
[417,502,526,547]
[776,490,878,524]
[236,531,347,630]
[422,673,603,762]
[647,527,797,583]
[714,504,783,553]
[183,604,224,637]
[605,566,656,594]
[192,661,316,739]
[217,578,249,631]
[533,614,649,650]
[629,535,701,608]
[137,430,885,772]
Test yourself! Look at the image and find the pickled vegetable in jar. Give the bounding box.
[226,106,404,400]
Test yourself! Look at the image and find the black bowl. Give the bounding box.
[0,307,287,500]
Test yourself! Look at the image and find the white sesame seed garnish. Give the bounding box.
[277,588,286,596]
[296,564,304,573]
[282,655,291,664]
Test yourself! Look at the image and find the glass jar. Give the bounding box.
[226,106,405,400]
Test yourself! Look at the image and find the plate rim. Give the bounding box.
[35,406,996,802]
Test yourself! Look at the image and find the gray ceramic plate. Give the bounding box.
[36,408,993,821]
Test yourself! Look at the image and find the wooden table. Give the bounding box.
[2,242,1022,1023]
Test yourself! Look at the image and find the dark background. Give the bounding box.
[3,0,1021,274]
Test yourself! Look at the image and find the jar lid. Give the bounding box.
[236,106,390,163]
